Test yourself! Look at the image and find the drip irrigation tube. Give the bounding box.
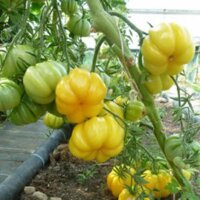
[0,124,72,200]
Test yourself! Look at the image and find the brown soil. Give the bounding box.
[20,146,116,200]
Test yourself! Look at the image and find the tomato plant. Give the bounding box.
[0,0,199,199]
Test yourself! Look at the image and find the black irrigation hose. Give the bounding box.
[0,124,72,200]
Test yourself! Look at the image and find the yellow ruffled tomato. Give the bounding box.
[182,169,192,181]
[100,101,124,126]
[142,22,194,76]
[56,68,107,123]
[43,112,64,129]
[145,74,174,94]
[107,165,135,197]
[68,114,124,162]
[118,188,150,200]
[114,96,128,106]
[143,169,172,198]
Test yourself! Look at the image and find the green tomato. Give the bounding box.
[164,135,183,161]
[67,14,91,37]
[0,78,22,111]
[23,60,67,104]
[1,45,37,78]
[9,95,46,125]
[43,112,64,129]
[61,0,78,16]
[124,100,145,122]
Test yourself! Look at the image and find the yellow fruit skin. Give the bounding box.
[143,170,172,198]
[145,74,174,94]
[107,166,135,198]
[118,188,150,200]
[55,68,107,123]
[68,115,124,162]
[142,22,194,76]
[100,101,124,126]
[182,169,192,181]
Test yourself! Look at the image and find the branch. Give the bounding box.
[91,35,106,72]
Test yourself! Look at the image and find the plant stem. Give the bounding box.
[109,11,145,42]
[86,0,196,195]
[54,0,70,73]
[91,35,106,72]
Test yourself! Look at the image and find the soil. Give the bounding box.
[20,145,116,200]
[18,99,199,200]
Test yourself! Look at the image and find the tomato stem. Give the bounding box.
[91,35,106,72]
[53,0,71,73]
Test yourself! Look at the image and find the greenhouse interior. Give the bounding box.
[0,0,200,200]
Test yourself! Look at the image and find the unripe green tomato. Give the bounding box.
[125,100,145,122]
[2,45,37,78]
[67,14,91,37]
[43,112,64,129]
[164,135,183,161]
[61,0,78,16]
[23,60,67,104]
[9,95,46,125]
[0,78,22,111]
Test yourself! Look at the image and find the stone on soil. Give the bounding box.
[32,191,48,200]
[24,186,36,195]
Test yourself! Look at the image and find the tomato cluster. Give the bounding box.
[61,0,91,37]
[0,45,127,162]
[142,22,194,94]
[106,165,176,199]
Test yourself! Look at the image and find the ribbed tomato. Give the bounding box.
[23,60,67,104]
[67,14,91,37]
[61,0,78,16]
[1,45,36,78]
[0,78,22,111]
[68,114,124,162]
[56,68,107,123]
[9,95,46,125]
[43,112,64,129]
